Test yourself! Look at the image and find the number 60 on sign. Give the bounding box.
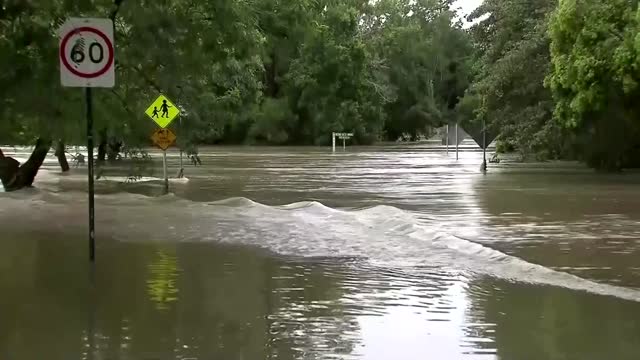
[58,18,115,88]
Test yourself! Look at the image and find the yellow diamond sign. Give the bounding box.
[145,94,179,128]
[151,128,177,150]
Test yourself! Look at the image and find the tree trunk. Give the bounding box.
[0,149,20,190]
[107,139,123,162]
[98,129,107,163]
[264,52,279,97]
[55,140,70,172]
[0,138,52,191]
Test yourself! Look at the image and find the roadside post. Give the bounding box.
[455,122,459,160]
[59,18,116,263]
[145,94,180,194]
[446,124,449,155]
[482,118,487,172]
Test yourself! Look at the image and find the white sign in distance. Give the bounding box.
[58,18,115,88]
[335,132,354,139]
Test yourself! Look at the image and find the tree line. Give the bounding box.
[1,0,639,172]
[463,0,640,171]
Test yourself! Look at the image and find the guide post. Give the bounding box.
[446,124,449,155]
[59,18,116,262]
[455,122,459,161]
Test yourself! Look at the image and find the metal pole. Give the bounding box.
[176,86,184,178]
[179,117,183,177]
[332,133,336,153]
[86,87,96,263]
[446,124,449,155]
[342,138,345,151]
[163,150,169,194]
[455,122,459,161]
[482,118,487,172]
[481,96,487,172]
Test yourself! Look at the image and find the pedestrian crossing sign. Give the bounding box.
[145,94,179,128]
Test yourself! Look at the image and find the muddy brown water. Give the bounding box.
[1,144,640,360]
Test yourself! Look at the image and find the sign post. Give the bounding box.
[446,124,449,155]
[176,86,185,178]
[482,118,487,172]
[163,151,168,191]
[150,128,177,193]
[332,133,354,152]
[455,122,459,161]
[145,95,180,194]
[178,113,184,178]
[86,87,95,262]
[59,18,116,263]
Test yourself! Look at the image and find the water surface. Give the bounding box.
[1,144,640,359]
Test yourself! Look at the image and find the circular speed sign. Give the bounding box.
[58,19,115,87]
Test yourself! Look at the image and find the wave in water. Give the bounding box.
[1,190,640,302]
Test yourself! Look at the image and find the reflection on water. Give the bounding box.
[146,248,180,311]
[1,146,640,359]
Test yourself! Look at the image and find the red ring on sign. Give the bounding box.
[60,26,114,79]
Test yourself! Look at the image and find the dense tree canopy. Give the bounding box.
[461,0,640,170]
[547,0,640,170]
[3,0,640,171]
[0,0,470,148]
[462,0,562,159]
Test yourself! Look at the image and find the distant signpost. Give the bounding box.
[332,132,354,152]
[58,17,116,263]
[145,94,180,194]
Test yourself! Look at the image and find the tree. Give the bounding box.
[0,0,265,189]
[547,0,640,170]
[1,0,482,191]
[462,0,564,160]
[367,0,471,140]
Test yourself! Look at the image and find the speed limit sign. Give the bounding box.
[58,18,115,88]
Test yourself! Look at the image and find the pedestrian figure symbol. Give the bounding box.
[145,94,179,128]
[160,100,172,118]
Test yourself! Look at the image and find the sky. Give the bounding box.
[453,0,483,16]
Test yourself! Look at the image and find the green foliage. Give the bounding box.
[461,0,562,159]
[6,0,640,171]
[248,97,296,145]
[368,0,471,140]
[0,0,473,148]
[547,0,640,170]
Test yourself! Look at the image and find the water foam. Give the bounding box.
[2,190,640,302]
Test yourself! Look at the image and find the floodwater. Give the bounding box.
[2,143,640,360]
